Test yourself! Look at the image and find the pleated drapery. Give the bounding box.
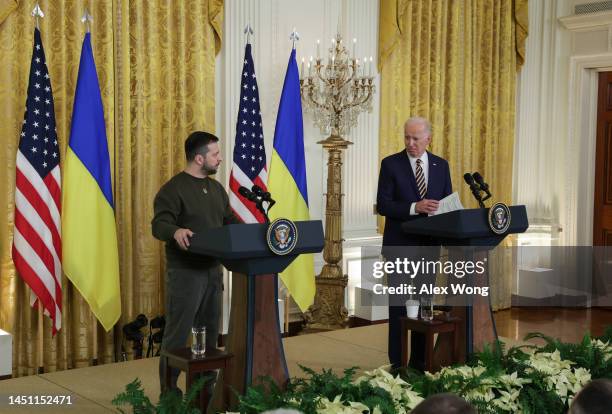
[0,0,222,377]
[378,0,528,310]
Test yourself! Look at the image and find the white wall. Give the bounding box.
[218,0,380,247]
[516,0,612,247]
[514,0,572,246]
[216,0,381,322]
[216,0,611,322]
[218,0,610,251]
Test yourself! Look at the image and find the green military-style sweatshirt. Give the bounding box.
[151,171,239,269]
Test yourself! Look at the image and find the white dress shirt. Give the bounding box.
[407,151,428,215]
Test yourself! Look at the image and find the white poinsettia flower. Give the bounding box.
[348,401,371,412]
[499,371,532,388]
[354,366,393,383]
[535,364,593,404]
[354,366,394,386]
[525,350,576,376]
[554,379,569,401]
[371,377,410,399]
[424,370,438,380]
[402,388,425,407]
[316,395,375,414]
[465,387,496,403]
[354,365,425,411]
[290,343,601,414]
[573,367,591,386]
[591,339,612,361]
[491,388,521,412]
[316,395,350,414]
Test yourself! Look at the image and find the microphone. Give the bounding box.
[252,184,276,209]
[472,172,492,198]
[463,172,475,186]
[251,184,264,197]
[463,173,484,208]
[238,186,258,202]
[252,185,272,201]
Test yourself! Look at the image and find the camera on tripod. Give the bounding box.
[121,314,148,360]
[147,315,165,357]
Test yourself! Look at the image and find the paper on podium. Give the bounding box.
[430,192,464,216]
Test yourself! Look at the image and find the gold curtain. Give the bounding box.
[378,0,528,310]
[0,0,17,25]
[0,0,222,377]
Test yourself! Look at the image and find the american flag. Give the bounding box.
[12,28,62,334]
[229,43,268,223]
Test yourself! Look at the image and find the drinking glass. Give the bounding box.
[420,297,433,321]
[191,326,206,357]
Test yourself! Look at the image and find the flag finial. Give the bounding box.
[81,10,94,33]
[244,24,254,44]
[31,3,44,29]
[290,28,300,49]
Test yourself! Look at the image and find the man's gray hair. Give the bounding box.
[404,116,432,135]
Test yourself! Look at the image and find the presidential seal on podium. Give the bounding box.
[266,218,298,255]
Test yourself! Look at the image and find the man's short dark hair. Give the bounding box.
[569,379,612,414]
[411,393,476,414]
[184,131,219,161]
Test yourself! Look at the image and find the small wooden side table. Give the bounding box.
[161,347,233,412]
[400,317,461,372]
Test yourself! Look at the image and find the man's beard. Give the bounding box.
[201,164,217,175]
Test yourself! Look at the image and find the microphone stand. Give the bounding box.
[464,173,485,208]
[256,199,270,223]
[251,186,276,223]
[471,186,485,208]
[479,192,491,205]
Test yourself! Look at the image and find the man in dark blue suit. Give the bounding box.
[376,116,453,370]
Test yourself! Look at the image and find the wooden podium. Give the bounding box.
[401,206,528,365]
[188,221,324,411]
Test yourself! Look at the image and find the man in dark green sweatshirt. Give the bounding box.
[152,131,239,395]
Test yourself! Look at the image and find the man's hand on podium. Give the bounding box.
[174,228,194,250]
[415,199,440,214]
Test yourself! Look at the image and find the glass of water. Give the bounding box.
[420,297,433,321]
[191,326,206,357]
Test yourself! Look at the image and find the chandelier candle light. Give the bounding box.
[300,33,375,330]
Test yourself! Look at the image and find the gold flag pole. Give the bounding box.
[78,9,98,367]
[32,3,45,374]
[92,313,98,365]
[37,305,43,373]
[284,292,290,334]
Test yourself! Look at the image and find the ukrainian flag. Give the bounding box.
[62,33,121,331]
[268,48,314,312]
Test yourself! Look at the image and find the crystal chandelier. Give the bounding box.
[300,33,375,138]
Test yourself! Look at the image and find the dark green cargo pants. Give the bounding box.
[159,265,222,393]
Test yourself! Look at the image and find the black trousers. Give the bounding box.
[388,303,424,369]
[385,246,440,370]
[159,266,222,393]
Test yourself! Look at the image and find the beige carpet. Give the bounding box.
[0,325,388,413]
[0,324,516,413]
